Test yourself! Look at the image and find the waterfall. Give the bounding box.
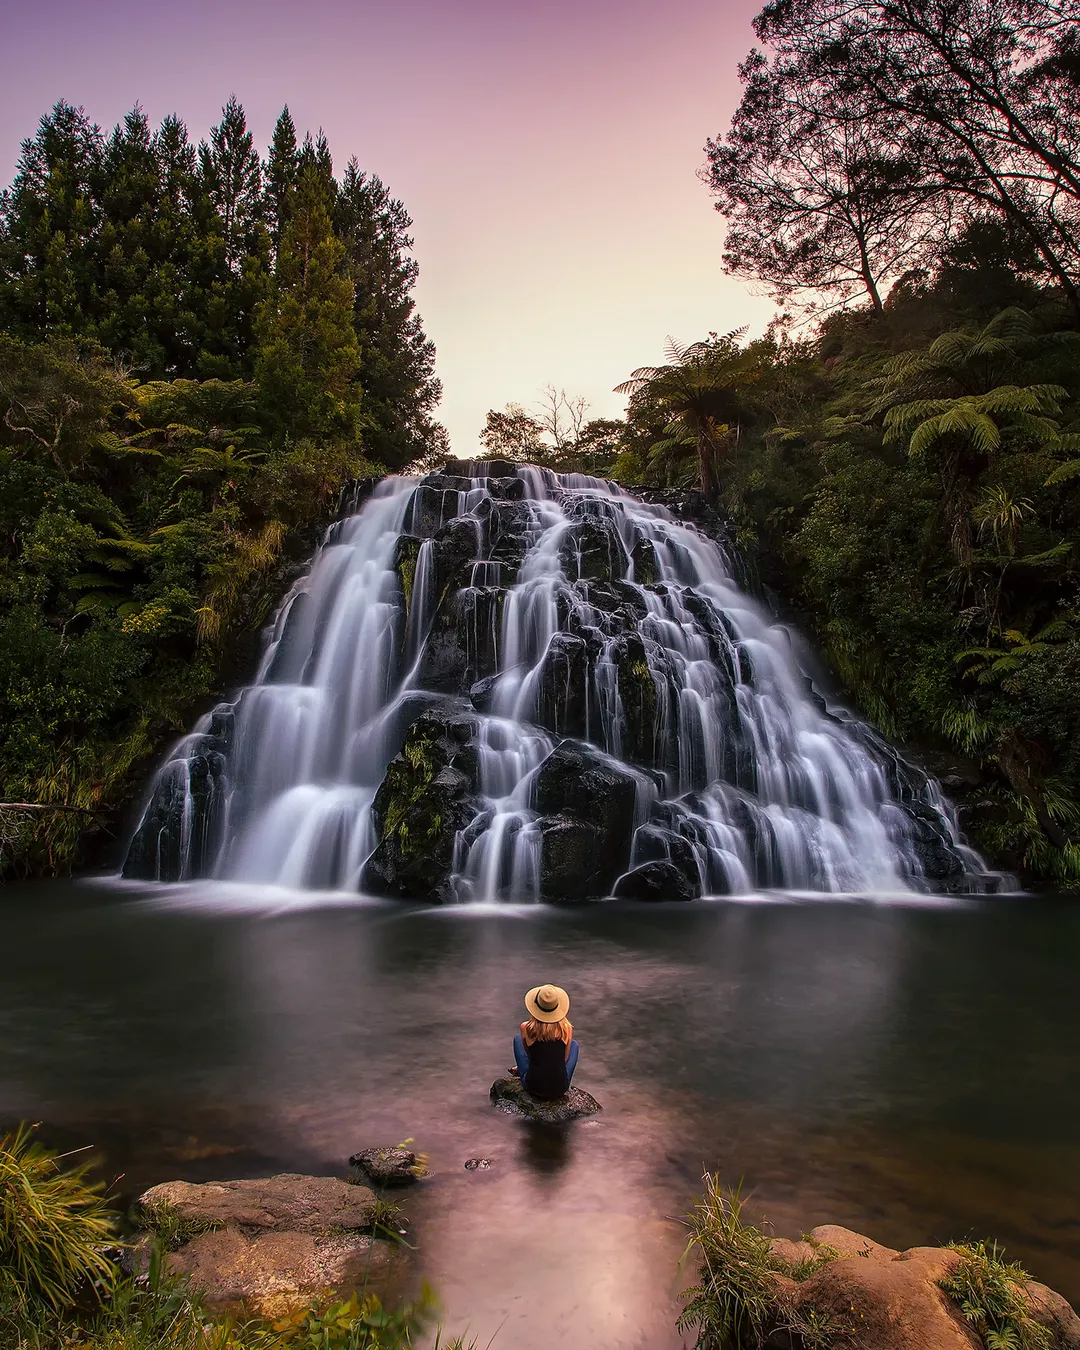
[124,461,1003,899]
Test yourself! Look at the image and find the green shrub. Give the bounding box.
[0,1123,117,1312]
[677,1175,782,1350]
[940,1241,1051,1350]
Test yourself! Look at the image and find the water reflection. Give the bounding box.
[1,881,1079,1348]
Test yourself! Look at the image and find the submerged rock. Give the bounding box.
[489,1075,603,1121]
[348,1146,427,1186]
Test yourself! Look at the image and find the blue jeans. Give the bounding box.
[514,1034,579,1085]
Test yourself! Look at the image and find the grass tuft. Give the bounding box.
[676,1174,782,1349]
[138,1198,225,1252]
[0,1122,118,1313]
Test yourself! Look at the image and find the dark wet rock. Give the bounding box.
[406,483,460,537]
[538,814,607,901]
[612,632,662,768]
[630,536,659,584]
[534,742,639,899]
[487,498,531,577]
[469,672,502,711]
[631,822,701,880]
[490,1076,603,1121]
[905,802,968,891]
[535,633,590,738]
[364,710,480,901]
[443,457,519,479]
[561,516,626,582]
[123,744,227,882]
[348,1146,427,1186]
[613,860,698,901]
[432,516,483,598]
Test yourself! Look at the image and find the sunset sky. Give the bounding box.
[1,0,774,452]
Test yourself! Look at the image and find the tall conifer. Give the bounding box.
[254,165,360,439]
[334,160,440,468]
[265,106,298,252]
[0,102,103,337]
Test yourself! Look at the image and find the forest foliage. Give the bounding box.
[485,0,1080,887]
[0,97,443,875]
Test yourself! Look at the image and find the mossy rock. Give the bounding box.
[364,710,479,901]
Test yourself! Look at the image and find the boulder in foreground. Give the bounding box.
[135,1173,390,1316]
[489,1075,602,1122]
[765,1224,1080,1350]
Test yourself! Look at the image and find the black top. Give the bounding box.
[523,1037,569,1100]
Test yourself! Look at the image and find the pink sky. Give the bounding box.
[1,0,774,452]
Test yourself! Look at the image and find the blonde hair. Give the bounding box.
[523,1016,572,1046]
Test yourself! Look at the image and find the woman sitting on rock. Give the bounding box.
[512,984,579,1099]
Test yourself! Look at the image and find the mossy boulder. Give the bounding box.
[392,533,423,615]
[348,1146,428,1186]
[364,710,480,901]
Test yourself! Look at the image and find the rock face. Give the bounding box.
[489,1075,603,1122]
[134,1174,387,1316]
[125,458,998,897]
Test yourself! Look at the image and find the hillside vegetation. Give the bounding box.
[0,98,442,876]
[480,1,1080,888]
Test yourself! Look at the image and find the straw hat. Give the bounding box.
[524,983,570,1022]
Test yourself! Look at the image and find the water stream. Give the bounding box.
[124,463,1001,898]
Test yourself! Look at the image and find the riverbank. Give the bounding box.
[3,882,1080,1347]
[6,1130,1080,1350]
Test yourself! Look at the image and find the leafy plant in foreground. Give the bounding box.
[940,1241,1051,1350]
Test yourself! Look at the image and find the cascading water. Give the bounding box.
[124,460,1002,900]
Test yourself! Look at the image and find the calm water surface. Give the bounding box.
[2,880,1078,1348]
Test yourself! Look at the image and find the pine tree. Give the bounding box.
[0,102,103,338]
[334,160,441,468]
[265,106,298,253]
[254,164,361,439]
[198,96,263,272]
[93,107,169,371]
[191,97,269,379]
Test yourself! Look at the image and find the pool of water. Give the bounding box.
[2,879,1078,1347]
